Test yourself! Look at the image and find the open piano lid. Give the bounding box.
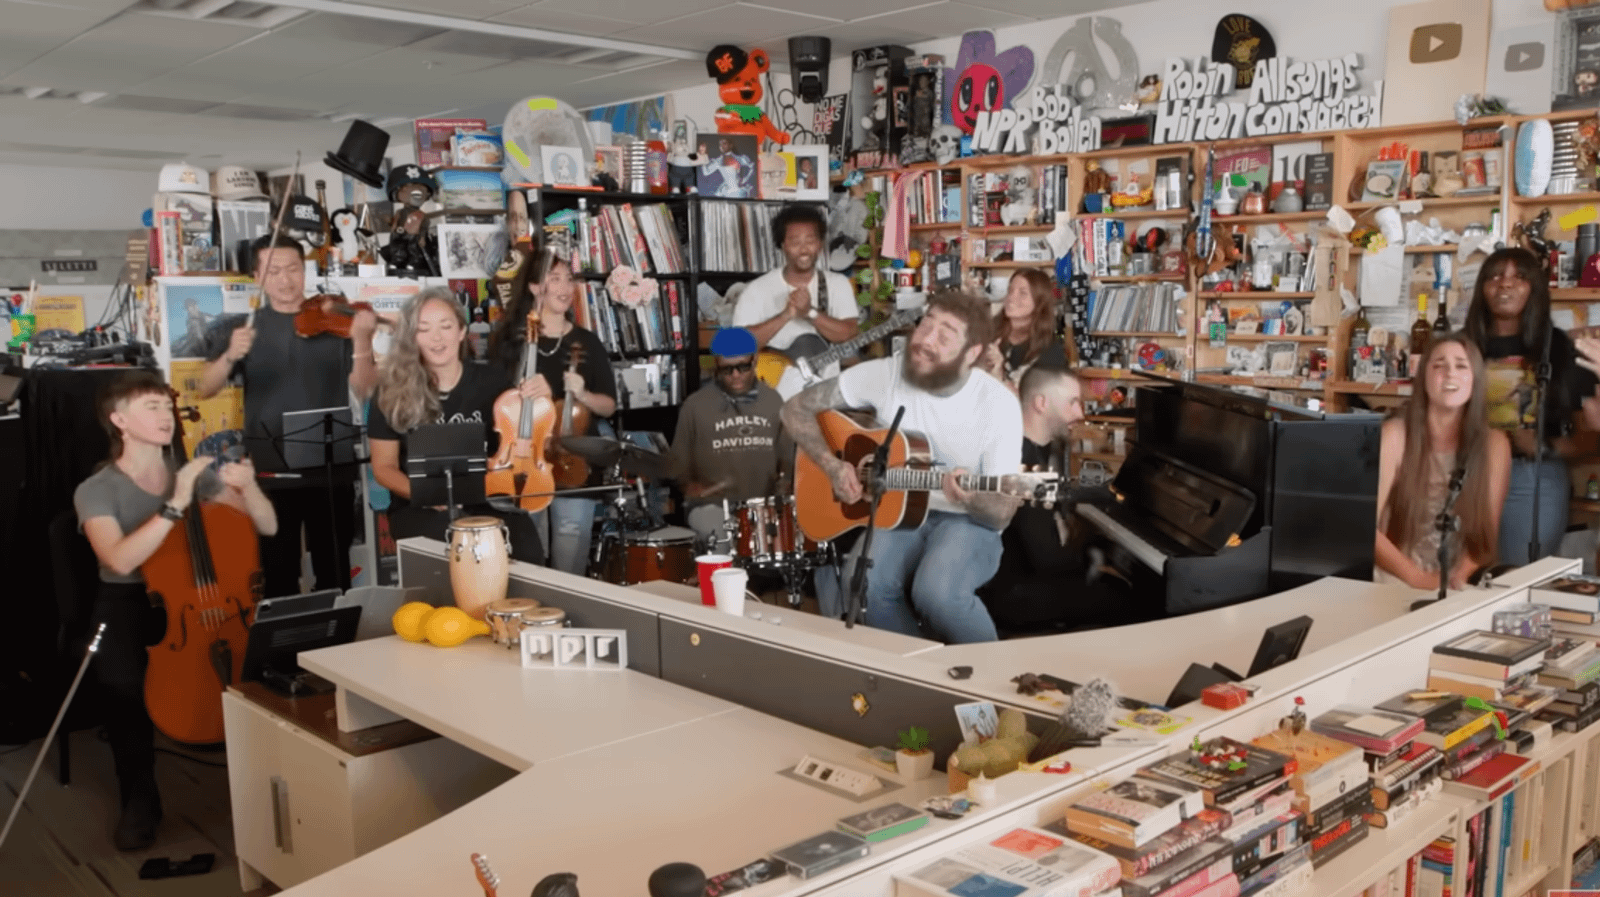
[1125,369,1327,422]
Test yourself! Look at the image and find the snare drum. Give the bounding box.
[446,516,510,620]
[602,526,696,585]
[733,496,817,565]
[484,597,540,648]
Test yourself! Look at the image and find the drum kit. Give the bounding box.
[556,436,833,605]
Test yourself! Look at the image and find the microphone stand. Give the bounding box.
[1528,324,1555,564]
[845,406,905,629]
[1410,466,1467,611]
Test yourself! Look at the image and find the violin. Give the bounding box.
[140,389,261,746]
[292,294,391,339]
[548,340,592,487]
[485,311,557,512]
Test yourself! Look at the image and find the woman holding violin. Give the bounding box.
[198,233,377,599]
[489,245,618,575]
[368,288,544,563]
[74,370,276,851]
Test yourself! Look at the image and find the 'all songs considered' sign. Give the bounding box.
[1154,54,1382,144]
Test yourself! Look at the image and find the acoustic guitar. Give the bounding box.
[756,307,923,400]
[794,409,1059,542]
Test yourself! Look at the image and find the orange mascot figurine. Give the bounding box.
[705,44,790,146]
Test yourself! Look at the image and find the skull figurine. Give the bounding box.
[930,125,963,166]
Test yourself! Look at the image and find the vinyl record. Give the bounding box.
[1212,14,1276,91]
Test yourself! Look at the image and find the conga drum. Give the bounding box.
[484,597,541,648]
[446,516,510,620]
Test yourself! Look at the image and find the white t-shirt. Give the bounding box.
[732,267,859,354]
[837,357,1023,517]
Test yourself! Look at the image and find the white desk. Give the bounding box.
[298,636,738,771]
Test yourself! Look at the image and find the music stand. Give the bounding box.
[405,422,488,520]
[280,407,364,590]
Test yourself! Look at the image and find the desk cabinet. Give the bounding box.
[223,689,513,891]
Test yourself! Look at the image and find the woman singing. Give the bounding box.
[367,287,543,563]
[978,269,1067,390]
[488,245,618,575]
[1374,335,1510,589]
[74,370,276,850]
[1464,247,1597,564]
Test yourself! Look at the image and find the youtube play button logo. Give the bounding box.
[1506,42,1544,72]
[1410,22,1462,63]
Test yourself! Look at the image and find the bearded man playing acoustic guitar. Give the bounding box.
[781,289,1023,643]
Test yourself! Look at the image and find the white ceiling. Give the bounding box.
[0,0,1146,173]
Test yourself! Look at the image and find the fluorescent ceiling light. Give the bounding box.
[21,86,50,99]
[77,91,108,104]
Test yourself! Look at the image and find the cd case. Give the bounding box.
[769,830,870,879]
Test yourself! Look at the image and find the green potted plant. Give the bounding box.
[895,726,934,780]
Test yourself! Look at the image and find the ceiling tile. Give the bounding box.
[111,75,250,104]
[776,0,939,19]
[3,53,176,91]
[615,3,840,51]
[0,3,119,43]
[69,11,260,55]
[792,19,938,53]
[533,0,735,27]
[853,1,1031,35]
[318,46,510,85]
[487,6,640,37]
[338,0,528,20]
[274,12,444,50]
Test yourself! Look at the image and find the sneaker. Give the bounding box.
[113,791,162,851]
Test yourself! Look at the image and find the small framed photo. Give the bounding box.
[786,144,828,201]
[593,145,623,186]
[1361,159,1406,202]
[953,701,998,743]
[436,223,506,279]
[540,145,587,187]
[1266,341,1298,376]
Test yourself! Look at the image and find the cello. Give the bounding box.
[548,339,592,487]
[485,311,557,511]
[141,394,261,746]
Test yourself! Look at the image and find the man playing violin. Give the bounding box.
[199,233,377,598]
[75,370,276,850]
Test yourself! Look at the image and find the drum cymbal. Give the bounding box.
[560,436,624,465]
[558,436,671,479]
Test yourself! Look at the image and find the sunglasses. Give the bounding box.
[716,362,754,374]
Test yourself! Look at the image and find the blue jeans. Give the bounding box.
[853,511,1003,643]
[537,497,597,576]
[1499,457,1568,566]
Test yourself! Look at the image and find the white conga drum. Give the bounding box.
[484,597,541,648]
[446,516,510,620]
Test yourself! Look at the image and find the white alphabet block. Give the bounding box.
[520,628,628,671]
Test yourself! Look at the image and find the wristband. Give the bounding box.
[160,502,184,521]
[806,307,819,320]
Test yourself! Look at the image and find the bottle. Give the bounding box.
[1409,293,1432,377]
[314,179,332,276]
[1588,474,1599,501]
[1432,289,1450,335]
[1350,307,1371,380]
[1240,183,1266,215]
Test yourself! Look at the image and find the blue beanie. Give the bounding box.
[709,327,758,359]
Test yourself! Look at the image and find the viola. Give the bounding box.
[140,391,261,746]
[292,294,390,340]
[485,311,557,512]
[548,340,592,487]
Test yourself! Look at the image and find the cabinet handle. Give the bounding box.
[269,775,293,854]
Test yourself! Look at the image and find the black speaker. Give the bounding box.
[788,36,831,103]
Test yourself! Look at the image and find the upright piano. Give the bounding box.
[1078,373,1382,615]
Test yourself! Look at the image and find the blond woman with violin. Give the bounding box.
[198,233,377,599]
[488,245,618,575]
[74,370,275,851]
[367,288,544,563]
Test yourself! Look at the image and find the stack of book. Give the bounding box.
[1310,706,1430,833]
[1368,692,1541,801]
[1535,636,1600,733]
[892,826,1121,897]
[1251,725,1372,833]
[1425,630,1549,703]
[1531,574,1600,641]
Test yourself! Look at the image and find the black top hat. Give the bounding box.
[325,119,389,189]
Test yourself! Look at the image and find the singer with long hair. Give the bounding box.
[1464,247,1597,564]
[367,288,544,563]
[977,269,1066,391]
[1375,335,1510,588]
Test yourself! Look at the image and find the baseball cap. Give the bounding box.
[285,195,323,231]
[158,162,209,194]
[213,165,267,201]
[709,327,758,359]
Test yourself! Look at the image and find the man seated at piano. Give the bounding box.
[733,205,860,399]
[977,365,1131,631]
[782,289,1022,643]
[1374,334,1509,589]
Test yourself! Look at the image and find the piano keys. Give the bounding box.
[1077,373,1382,615]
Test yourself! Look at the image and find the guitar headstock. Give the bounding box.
[1000,470,1061,507]
[472,853,500,897]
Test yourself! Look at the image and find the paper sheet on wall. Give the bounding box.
[1357,244,1405,307]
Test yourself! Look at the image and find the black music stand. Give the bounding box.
[405,422,487,521]
[279,407,364,589]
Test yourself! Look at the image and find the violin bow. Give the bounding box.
[248,151,300,328]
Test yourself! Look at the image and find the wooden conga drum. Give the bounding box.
[446,516,510,620]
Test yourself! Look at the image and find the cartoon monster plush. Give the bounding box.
[705,44,790,146]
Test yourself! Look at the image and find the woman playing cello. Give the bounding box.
[73,370,275,850]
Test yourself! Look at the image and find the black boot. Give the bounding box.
[113,782,162,851]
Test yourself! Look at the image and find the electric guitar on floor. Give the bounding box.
[757,307,923,400]
[794,409,1060,541]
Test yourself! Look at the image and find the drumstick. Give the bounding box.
[249,152,300,328]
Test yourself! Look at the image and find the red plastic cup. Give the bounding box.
[695,554,733,606]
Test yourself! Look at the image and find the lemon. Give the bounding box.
[391,601,434,642]
[423,606,490,648]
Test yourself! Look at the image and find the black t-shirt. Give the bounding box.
[493,325,617,436]
[983,438,1078,600]
[202,306,352,483]
[367,362,511,511]
[1481,328,1598,451]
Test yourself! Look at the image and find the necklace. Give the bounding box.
[536,317,568,357]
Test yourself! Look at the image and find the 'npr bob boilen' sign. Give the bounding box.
[970,84,1102,156]
[1154,54,1383,144]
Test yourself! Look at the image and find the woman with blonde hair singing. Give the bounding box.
[1375,333,1511,589]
